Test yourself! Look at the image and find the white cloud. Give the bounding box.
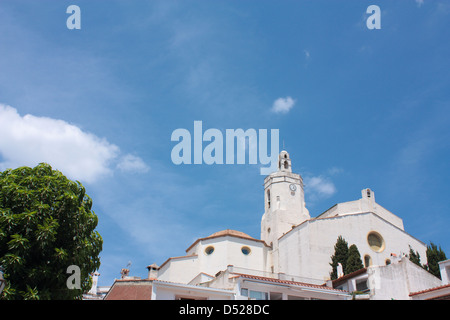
[304,176,337,198]
[304,50,310,59]
[327,167,344,176]
[117,154,150,173]
[271,96,296,114]
[416,0,424,7]
[0,104,148,183]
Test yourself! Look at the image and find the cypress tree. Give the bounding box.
[408,245,423,268]
[425,242,447,279]
[346,244,364,274]
[329,236,349,280]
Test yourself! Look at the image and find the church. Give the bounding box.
[156,150,427,284]
[102,150,449,300]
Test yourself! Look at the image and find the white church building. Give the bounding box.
[104,150,446,300]
[157,150,427,284]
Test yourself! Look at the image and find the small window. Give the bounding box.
[241,246,251,255]
[364,255,372,267]
[249,290,268,300]
[205,246,214,255]
[356,279,369,293]
[241,289,268,300]
[385,259,391,265]
[284,161,289,169]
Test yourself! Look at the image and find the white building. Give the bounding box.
[105,150,444,300]
[332,256,443,300]
[156,150,428,285]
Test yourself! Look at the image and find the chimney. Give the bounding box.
[88,271,100,294]
[146,263,159,280]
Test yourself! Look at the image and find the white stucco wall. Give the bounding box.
[152,282,234,300]
[277,212,427,282]
[368,258,442,300]
[316,189,404,230]
[158,236,270,284]
[195,236,268,275]
[157,255,199,284]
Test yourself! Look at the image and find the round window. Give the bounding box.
[241,246,251,255]
[205,246,214,255]
[367,231,385,252]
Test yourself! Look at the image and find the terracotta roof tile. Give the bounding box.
[409,283,450,296]
[105,280,153,300]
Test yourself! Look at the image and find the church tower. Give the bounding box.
[261,150,310,254]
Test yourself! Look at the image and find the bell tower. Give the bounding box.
[261,150,310,252]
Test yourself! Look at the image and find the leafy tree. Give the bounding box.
[329,236,349,280]
[0,163,102,299]
[425,242,447,279]
[408,245,423,268]
[346,244,364,274]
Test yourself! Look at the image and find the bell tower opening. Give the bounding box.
[277,150,292,173]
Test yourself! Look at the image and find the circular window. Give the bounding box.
[241,246,251,255]
[367,231,385,252]
[205,246,214,255]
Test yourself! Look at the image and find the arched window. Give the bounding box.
[364,255,372,267]
[284,161,289,169]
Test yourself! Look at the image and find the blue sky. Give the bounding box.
[0,0,449,286]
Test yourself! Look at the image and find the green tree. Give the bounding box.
[408,245,423,268]
[425,242,447,279]
[0,163,102,299]
[329,236,349,280]
[346,244,364,274]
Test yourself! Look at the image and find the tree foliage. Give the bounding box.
[329,236,349,280]
[408,243,447,279]
[408,245,423,268]
[425,242,447,279]
[346,244,364,275]
[330,236,364,280]
[0,163,102,299]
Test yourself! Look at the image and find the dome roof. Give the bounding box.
[185,229,266,253]
[206,229,255,240]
